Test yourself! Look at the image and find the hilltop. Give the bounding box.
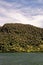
[0,23,43,52]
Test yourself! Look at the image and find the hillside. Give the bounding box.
[0,23,43,52]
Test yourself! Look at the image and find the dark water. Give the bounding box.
[0,53,43,65]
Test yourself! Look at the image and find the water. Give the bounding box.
[0,53,43,65]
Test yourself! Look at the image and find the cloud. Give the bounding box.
[0,0,43,28]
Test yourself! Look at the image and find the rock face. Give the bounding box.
[0,23,43,52]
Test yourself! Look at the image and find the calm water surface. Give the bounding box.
[0,53,43,65]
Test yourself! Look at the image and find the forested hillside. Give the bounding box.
[0,23,43,52]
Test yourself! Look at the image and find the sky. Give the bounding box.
[0,0,43,28]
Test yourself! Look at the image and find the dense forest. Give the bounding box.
[0,23,43,52]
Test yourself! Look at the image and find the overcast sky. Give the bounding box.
[0,0,43,28]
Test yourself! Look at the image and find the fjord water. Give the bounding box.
[0,53,43,65]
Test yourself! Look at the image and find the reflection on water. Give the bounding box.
[0,53,43,65]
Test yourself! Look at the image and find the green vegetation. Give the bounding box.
[0,23,43,52]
